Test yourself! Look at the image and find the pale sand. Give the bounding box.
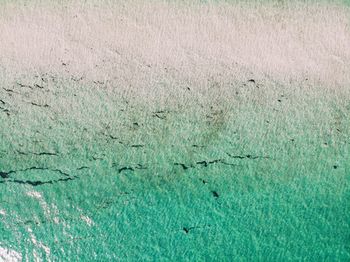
[0,0,349,90]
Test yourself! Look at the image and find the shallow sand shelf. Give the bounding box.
[0,1,350,260]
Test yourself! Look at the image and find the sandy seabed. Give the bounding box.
[0,1,350,261]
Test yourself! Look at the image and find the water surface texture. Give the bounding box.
[1,1,350,261]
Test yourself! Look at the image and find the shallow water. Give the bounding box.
[0,74,349,261]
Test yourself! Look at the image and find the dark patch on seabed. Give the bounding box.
[0,166,81,186]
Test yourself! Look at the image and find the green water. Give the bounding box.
[0,75,349,260]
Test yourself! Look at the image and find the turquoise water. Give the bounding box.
[0,75,349,260]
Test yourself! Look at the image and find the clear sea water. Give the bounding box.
[0,77,349,261]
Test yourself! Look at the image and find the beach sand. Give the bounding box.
[0,1,350,260]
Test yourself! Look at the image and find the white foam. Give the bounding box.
[26,191,42,199]
[26,191,60,224]
[80,215,94,227]
[0,246,22,262]
[27,228,51,261]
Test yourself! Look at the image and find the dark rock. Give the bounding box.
[212,191,219,198]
